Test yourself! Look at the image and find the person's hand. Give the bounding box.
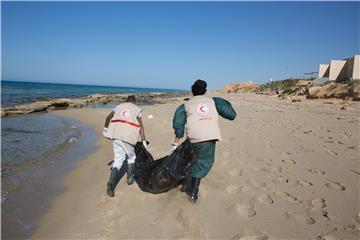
[170,143,179,153]
[103,127,110,138]
[142,140,148,149]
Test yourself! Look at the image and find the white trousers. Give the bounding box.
[112,139,136,170]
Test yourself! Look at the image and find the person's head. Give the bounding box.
[126,95,136,103]
[191,79,207,96]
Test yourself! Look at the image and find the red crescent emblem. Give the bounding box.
[196,103,210,117]
[120,109,130,118]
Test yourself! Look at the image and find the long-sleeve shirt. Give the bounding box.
[173,97,237,138]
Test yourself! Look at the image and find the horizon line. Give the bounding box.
[1,79,189,92]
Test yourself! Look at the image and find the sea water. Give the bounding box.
[2,114,79,196]
[1,113,97,239]
[1,80,184,107]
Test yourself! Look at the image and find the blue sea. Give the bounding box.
[1,80,185,108]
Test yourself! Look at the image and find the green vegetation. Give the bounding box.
[254,79,300,94]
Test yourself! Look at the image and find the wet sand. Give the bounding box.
[2,115,97,239]
[32,93,359,239]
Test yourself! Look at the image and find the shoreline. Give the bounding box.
[1,114,98,239]
[2,88,358,118]
[1,91,191,117]
[30,93,359,239]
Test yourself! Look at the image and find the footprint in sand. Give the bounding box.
[236,200,256,218]
[231,233,268,240]
[353,213,360,224]
[228,169,244,177]
[317,234,339,240]
[347,145,357,150]
[230,229,268,240]
[303,130,313,134]
[176,209,191,229]
[254,167,271,174]
[257,194,274,205]
[343,132,352,138]
[296,179,313,187]
[269,167,282,176]
[307,168,326,175]
[321,209,330,222]
[265,141,274,149]
[230,233,243,240]
[275,190,302,204]
[316,227,339,240]
[343,224,360,235]
[282,159,296,165]
[254,132,262,139]
[255,158,273,167]
[285,211,316,225]
[239,234,268,240]
[327,150,338,156]
[325,181,346,191]
[248,180,268,190]
[226,185,243,194]
[310,198,326,210]
[304,199,331,222]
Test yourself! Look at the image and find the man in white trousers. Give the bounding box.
[103,95,147,197]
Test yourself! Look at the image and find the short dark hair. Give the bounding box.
[191,79,207,96]
[126,95,136,103]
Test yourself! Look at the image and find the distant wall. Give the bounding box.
[352,55,360,80]
[329,60,346,81]
[318,64,329,78]
[345,57,354,78]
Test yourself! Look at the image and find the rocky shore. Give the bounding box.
[1,92,191,117]
[221,79,360,102]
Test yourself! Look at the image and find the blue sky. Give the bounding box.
[2,1,359,90]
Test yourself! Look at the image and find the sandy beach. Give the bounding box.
[31,93,359,240]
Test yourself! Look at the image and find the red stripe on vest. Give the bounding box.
[111,119,140,128]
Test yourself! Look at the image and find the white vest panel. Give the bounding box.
[184,96,222,143]
[107,102,141,145]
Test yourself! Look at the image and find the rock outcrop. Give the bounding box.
[1,92,190,117]
[221,79,360,101]
[221,83,261,93]
[307,81,360,100]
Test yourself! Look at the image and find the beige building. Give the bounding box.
[318,64,329,78]
[318,55,360,81]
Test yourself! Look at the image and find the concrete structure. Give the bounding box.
[329,60,347,81]
[345,55,360,80]
[318,55,360,82]
[318,64,329,78]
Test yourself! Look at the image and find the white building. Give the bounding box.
[318,55,360,81]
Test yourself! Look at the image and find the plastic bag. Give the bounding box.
[134,140,193,194]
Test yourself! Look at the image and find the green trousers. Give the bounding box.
[191,140,216,178]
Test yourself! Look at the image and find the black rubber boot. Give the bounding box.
[107,168,119,197]
[188,177,201,204]
[127,163,135,185]
[107,182,114,197]
[180,171,192,195]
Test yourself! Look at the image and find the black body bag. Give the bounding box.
[133,140,193,194]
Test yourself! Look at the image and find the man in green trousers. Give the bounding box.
[172,79,236,203]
